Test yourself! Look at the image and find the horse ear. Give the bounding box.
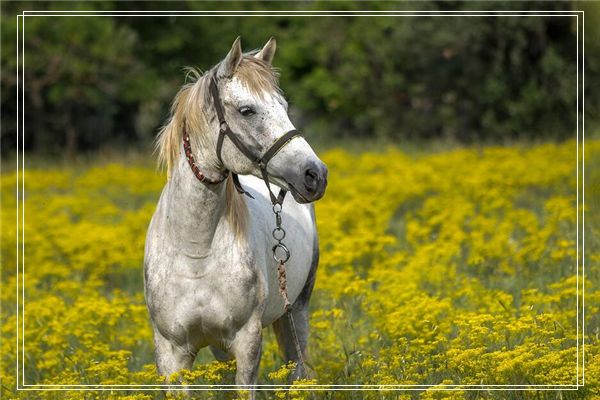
[218,36,243,78]
[255,36,277,65]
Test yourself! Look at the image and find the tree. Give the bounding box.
[2,2,160,154]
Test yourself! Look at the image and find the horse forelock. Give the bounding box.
[234,56,282,99]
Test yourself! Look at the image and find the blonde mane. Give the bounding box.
[155,56,281,239]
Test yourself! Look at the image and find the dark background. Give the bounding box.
[2,1,598,156]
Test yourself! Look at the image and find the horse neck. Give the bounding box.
[163,145,227,255]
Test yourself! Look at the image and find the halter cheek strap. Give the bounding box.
[209,77,302,205]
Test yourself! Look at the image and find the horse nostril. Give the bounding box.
[304,168,319,193]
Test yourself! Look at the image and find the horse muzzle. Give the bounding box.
[284,160,328,204]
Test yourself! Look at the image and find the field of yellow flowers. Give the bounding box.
[1,139,598,399]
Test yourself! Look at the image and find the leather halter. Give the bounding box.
[209,76,302,205]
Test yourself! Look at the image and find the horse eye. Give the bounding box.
[238,106,255,117]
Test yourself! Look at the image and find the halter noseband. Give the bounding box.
[209,77,301,205]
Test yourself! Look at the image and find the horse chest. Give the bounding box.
[167,255,263,337]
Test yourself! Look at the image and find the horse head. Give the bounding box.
[213,37,328,204]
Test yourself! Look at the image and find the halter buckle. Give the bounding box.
[219,122,228,133]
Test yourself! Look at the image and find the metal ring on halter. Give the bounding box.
[272,243,290,263]
[272,227,286,241]
[272,203,282,213]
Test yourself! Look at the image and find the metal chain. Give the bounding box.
[271,202,306,377]
[272,202,291,311]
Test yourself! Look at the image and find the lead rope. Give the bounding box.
[271,203,306,378]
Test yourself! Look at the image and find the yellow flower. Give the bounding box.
[1,139,596,398]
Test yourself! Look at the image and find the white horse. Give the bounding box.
[143,37,328,394]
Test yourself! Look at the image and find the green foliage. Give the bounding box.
[1,1,597,154]
[2,2,163,153]
[274,7,579,142]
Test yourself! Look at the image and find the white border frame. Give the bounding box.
[14,9,585,393]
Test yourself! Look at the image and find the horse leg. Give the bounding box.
[153,327,197,395]
[273,238,318,381]
[230,314,263,398]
